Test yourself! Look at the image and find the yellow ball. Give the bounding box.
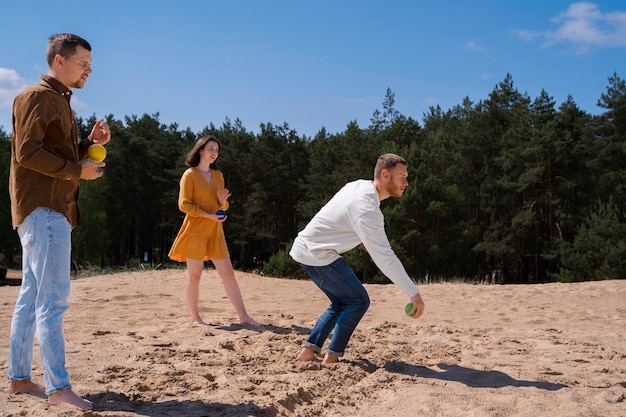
[88,144,106,162]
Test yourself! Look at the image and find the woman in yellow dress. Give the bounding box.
[169,135,259,326]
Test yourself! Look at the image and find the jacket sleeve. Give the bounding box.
[12,91,82,180]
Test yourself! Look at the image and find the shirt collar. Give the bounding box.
[41,74,73,100]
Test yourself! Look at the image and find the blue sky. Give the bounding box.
[1,1,624,138]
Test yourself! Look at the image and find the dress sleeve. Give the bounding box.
[178,170,202,217]
[216,170,230,211]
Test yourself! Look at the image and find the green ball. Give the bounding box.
[405,303,416,316]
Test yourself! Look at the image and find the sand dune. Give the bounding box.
[1,268,625,416]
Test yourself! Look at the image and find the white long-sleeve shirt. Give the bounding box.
[289,179,419,297]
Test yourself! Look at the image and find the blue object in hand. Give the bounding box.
[216,210,227,219]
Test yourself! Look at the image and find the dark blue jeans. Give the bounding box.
[300,258,370,356]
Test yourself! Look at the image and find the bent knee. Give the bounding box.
[356,292,371,311]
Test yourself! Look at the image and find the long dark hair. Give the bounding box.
[185,135,220,170]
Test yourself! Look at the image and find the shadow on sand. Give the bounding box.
[87,391,274,417]
[0,277,22,287]
[385,361,568,390]
[214,323,311,336]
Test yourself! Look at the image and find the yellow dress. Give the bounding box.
[168,167,230,262]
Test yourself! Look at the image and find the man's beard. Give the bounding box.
[70,78,86,89]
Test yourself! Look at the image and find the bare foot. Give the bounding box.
[191,318,210,326]
[240,316,262,327]
[48,388,93,411]
[8,380,45,395]
[322,354,340,364]
[296,347,320,362]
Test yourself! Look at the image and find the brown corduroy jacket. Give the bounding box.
[9,74,92,229]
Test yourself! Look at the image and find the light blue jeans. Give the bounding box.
[300,258,370,356]
[8,208,72,395]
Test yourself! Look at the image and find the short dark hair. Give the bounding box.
[46,33,91,67]
[185,135,220,170]
[374,153,408,179]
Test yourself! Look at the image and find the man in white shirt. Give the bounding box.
[290,153,425,364]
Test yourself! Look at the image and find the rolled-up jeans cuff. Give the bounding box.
[326,348,344,357]
[302,342,321,353]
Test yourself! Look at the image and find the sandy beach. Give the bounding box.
[1,268,624,416]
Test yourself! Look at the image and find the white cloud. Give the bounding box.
[513,29,542,42]
[71,96,89,110]
[0,68,28,108]
[0,68,90,112]
[514,2,626,54]
[465,41,486,52]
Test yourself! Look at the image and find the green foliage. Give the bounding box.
[2,73,626,284]
[0,127,20,266]
[559,197,626,281]
[263,246,306,279]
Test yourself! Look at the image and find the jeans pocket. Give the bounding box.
[17,217,36,248]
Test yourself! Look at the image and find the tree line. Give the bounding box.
[1,72,625,284]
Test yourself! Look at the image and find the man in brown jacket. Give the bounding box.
[7,33,110,412]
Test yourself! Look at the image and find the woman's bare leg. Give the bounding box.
[186,259,208,325]
[212,258,260,326]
